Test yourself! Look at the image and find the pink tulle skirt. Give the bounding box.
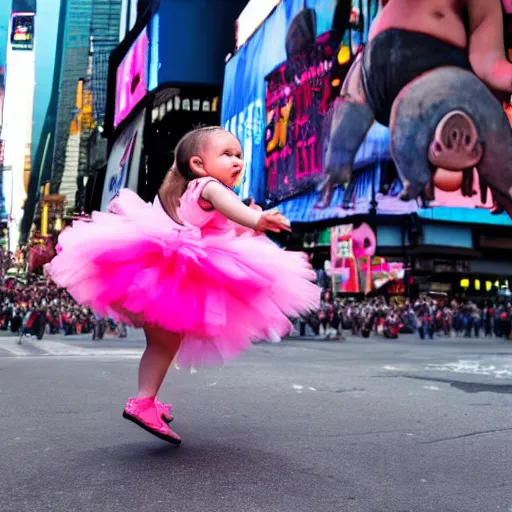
[45,190,320,367]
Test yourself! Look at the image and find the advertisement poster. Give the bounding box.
[10,14,34,51]
[223,0,512,226]
[265,31,339,203]
[223,0,346,202]
[330,223,405,294]
[114,27,149,129]
[101,109,145,211]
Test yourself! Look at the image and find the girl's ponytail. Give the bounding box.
[157,164,188,225]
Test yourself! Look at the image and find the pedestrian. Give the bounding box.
[45,126,320,445]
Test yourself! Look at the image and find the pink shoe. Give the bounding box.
[123,397,181,445]
[155,398,173,424]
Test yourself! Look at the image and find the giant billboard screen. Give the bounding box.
[10,14,34,51]
[102,109,145,211]
[222,0,512,226]
[114,26,149,129]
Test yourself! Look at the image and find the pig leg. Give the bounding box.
[317,52,375,208]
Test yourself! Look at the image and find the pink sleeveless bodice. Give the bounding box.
[154,177,234,235]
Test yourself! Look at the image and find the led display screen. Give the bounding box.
[114,27,149,129]
[223,0,512,226]
[10,14,34,51]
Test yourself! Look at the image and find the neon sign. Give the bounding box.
[264,32,339,203]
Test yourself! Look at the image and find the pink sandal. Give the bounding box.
[123,397,181,445]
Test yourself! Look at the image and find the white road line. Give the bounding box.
[0,339,143,359]
[426,360,512,378]
[0,343,36,357]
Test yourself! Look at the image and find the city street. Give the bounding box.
[1,331,512,512]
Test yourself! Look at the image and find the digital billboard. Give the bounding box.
[114,27,149,129]
[330,223,405,294]
[223,0,372,205]
[102,109,145,211]
[236,0,281,50]
[223,0,512,226]
[10,14,34,51]
[3,11,36,249]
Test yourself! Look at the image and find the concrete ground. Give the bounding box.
[1,331,511,512]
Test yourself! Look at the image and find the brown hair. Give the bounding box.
[157,126,225,225]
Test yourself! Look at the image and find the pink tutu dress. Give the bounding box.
[46,177,320,367]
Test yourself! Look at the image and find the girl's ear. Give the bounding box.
[189,156,207,177]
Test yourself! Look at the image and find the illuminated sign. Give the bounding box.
[330,223,404,294]
[265,32,338,203]
[236,0,281,49]
[459,277,511,294]
[10,14,34,51]
[225,0,512,225]
[114,27,149,129]
[102,109,145,210]
[150,93,219,123]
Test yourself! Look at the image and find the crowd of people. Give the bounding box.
[0,277,96,336]
[0,261,510,343]
[295,291,512,341]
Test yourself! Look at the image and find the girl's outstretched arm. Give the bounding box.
[202,181,291,233]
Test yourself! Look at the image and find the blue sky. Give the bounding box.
[32,0,62,154]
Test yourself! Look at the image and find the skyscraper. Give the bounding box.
[21,0,122,242]
[50,0,93,192]
[90,0,123,126]
[2,0,37,250]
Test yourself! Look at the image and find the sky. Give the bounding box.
[32,0,62,155]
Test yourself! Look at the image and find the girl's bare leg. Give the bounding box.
[137,326,181,399]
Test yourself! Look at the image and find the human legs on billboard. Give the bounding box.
[322,0,512,216]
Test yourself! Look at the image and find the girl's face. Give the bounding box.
[196,131,244,188]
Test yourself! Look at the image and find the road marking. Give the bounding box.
[0,342,38,357]
[426,360,512,379]
[0,339,143,359]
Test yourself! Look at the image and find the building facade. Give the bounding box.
[20,0,122,242]
[2,0,37,250]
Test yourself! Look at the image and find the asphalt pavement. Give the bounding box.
[1,331,512,512]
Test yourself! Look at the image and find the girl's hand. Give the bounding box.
[255,210,292,233]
